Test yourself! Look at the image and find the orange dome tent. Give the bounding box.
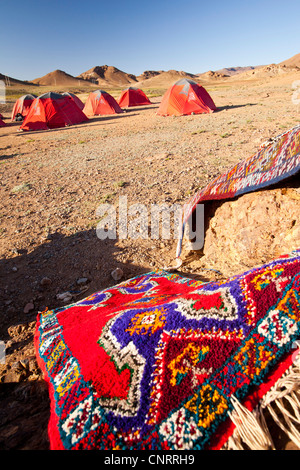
[117,87,151,107]
[62,92,85,111]
[83,90,122,116]
[11,94,37,121]
[20,92,88,131]
[157,79,216,116]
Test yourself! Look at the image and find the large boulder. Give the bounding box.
[188,182,300,278]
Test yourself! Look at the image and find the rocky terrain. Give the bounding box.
[0,63,299,449]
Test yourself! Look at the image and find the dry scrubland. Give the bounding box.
[0,70,299,449]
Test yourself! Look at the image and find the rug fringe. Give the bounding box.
[227,395,275,450]
[260,354,300,449]
[224,355,300,450]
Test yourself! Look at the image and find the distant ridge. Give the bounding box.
[214,66,261,76]
[3,53,300,89]
[227,63,300,80]
[32,69,92,87]
[0,73,34,86]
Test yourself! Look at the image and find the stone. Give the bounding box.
[199,186,300,277]
[24,302,34,314]
[111,267,124,281]
[40,277,52,287]
[56,292,73,303]
[77,277,88,286]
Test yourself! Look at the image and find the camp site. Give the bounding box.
[0,0,300,454]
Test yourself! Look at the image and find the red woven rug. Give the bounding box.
[35,250,300,450]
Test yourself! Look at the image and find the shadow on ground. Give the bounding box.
[0,227,149,449]
[216,103,257,112]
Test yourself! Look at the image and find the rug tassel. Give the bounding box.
[228,395,275,450]
[226,357,300,450]
[225,434,246,451]
[265,396,300,448]
[260,357,300,449]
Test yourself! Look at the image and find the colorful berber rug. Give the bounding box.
[176,124,300,257]
[35,249,300,450]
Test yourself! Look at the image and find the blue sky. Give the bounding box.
[1,0,299,80]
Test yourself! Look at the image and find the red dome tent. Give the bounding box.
[157,79,216,116]
[62,92,85,111]
[83,90,122,116]
[20,92,88,131]
[11,94,37,121]
[117,87,151,107]
[0,117,6,127]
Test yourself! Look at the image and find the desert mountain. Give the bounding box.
[136,69,199,88]
[0,73,34,86]
[77,65,137,87]
[5,53,300,90]
[137,70,163,81]
[228,63,300,80]
[32,70,92,87]
[214,66,263,76]
[279,52,300,68]
[197,70,229,80]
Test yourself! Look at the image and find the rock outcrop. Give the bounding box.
[184,177,300,278]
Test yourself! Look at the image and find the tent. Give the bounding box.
[157,79,216,116]
[117,87,152,107]
[20,92,88,131]
[62,92,85,111]
[11,94,37,121]
[0,117,6,127]
[83,90,122,116]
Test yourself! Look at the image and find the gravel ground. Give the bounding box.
[0,73,299,449]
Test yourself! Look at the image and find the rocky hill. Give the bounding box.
[0,73,34,86]
[32,69,92,87]
[214,66,262,76]
[197,70,229,80]
[136,70,163,81]
[228,63,300,80]
[279,52,300,68]
[77,65,137,87]
[136,69,199,88]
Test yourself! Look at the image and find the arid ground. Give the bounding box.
[0,69,299,449]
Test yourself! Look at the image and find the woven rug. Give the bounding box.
[176,124,300,257]
[35,249,300,450]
